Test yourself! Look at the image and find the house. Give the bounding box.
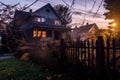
[71,23,99,41]
[13,3,70,42]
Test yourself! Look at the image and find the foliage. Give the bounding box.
[0,1,38,53]
[0,58,45,80]
[0,0,38,24]
[54,4,72,25]
[104,0,120,29]
[0,58,86,80]
[98,29,111,39]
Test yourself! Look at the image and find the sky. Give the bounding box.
[0,0,111,29]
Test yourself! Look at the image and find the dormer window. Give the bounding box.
[34,17,46,22]
[55,19,61,25]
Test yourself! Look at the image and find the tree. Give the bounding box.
[0,0,38,25]
[54,4,72,26]
[104,0,120,29]
[0,0,38,52]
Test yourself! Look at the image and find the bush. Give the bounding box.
[14,46,32,61]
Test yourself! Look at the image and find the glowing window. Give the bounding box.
[55,19,60,25]
[34,17,46,22]
[38,31,41,37]
[33,30,37,37]
[42,31,46,38]
[34,17,41,22]
[41,17,46,22]
[37,18,41,22]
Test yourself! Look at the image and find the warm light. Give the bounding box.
[112,23,116,26]
[55,19,60,25]
[33,30,37,37]
[42,31,46,38]
[38,31,41,37]
[33,29,46,38]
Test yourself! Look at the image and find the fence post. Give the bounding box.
[96,36,106,80]
[60,39,66,66]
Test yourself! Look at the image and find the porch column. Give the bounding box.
[52,30,54,40]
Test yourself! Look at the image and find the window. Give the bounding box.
[41,17,46,22]
[33,29,46,38]
[55,19,61,25]
[42,31,46,38]
[33,30,37,37]
[34,17,46,22]
[33,29,37,37]
[38,31,41,37]
[37,18,41,22]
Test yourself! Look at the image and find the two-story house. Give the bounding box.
[13,3,70,42]
[71,23,99,41]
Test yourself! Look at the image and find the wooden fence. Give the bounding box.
[60,36,120,80]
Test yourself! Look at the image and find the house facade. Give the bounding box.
[13,3,69,42]
[71,23,99,41]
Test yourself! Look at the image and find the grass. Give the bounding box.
[0,58,84,80]
[1,58,119,80]
[0,58,55,80]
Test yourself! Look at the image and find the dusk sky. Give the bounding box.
[0,0,111,28]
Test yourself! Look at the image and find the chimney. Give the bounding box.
[86,22,89,25]
[29,9,32,13]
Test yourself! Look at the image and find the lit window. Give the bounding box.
[37,18,41,22]
[38,31,41,37]
[33,29,46,38]
[33,30,37,37]
[41,17,46,22]
[34,17,41,22]
[42,31,46,38]
[34,17,46,22]
[55,19,60,25]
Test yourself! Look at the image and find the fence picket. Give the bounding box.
[112,38,116,80]
[84,41,86,64]
[106,38,110,79]
[59,36,119,80]
[87,40,90,68]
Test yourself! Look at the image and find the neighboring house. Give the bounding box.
[13,3,69,42]
[71,23,99,41]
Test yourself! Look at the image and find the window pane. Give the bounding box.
[37,18,41,22]
[41,18,45,22]
[55,19,60,25]
[33,30,37,37]
[42,31,46,38]
[38,31,41,37]
[34,17,41,22]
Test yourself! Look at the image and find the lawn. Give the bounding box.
[0,58,62,80]
[0,58,83,80]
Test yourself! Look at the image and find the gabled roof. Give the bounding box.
[73,23,99,33]
[34,3,65,23]
[14,10,31,20]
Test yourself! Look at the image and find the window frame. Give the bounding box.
[34,17,46,23]
[55,19,61,25]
